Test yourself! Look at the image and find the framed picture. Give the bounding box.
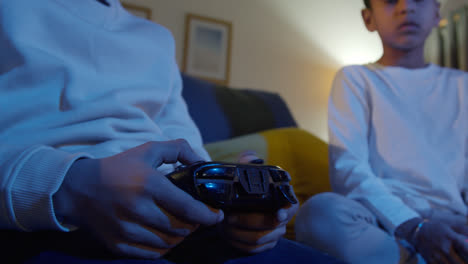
[183,14,232,86]
[122,3,152,20]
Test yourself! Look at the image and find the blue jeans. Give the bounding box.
[2,229,343,264]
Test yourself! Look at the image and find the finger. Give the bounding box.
[142,225,187,249]
[238,150,262,164]
[449,246,466,264]
[225,212,278,230]
[439,237,460,264]
[433,252,453,264]
[435,212,467,226]
[228,239,278,254]
[147,139,205,167]
[452,235,468,262]
[88,222,169,259]
[117,221,175,250]
[120,200,196,237]
[159,206,200,232]
[453,224,468,237]
[277,202,299,224]
[152,176,224,226]
[224,224,286,246]
[438,240,463,264]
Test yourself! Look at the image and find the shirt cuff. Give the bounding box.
[10,146,90,231]
[356,196,420,235]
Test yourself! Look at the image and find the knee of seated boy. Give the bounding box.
[295,192,377,242]
[295,193,342,240]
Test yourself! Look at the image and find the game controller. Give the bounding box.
[166,161,298,212]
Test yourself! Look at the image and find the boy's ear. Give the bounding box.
[362,8,377,32]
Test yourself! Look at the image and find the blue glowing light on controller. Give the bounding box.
[205,183,217,189]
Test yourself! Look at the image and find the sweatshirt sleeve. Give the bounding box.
[0,144,90,231]
[328,67,419,234]
[152,33,210,161]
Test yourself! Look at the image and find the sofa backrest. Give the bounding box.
[181,74,297,144]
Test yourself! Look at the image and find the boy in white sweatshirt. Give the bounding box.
[0,0,341,263]
[295,0,468,264]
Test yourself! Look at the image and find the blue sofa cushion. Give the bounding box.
[181,74,232,143]
[214,87,278,138]
[250,90,297,129]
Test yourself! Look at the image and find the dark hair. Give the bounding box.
[364,0,371,9]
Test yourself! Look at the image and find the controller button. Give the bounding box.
[198,182,232,205]
[278,170,291,181]
[269,170,282,182]
[270,169,291,182]
[200,167,236,179]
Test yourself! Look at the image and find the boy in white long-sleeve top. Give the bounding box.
[296,0,468,263]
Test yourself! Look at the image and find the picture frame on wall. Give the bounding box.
[122,3,152,20]
[183,14,232,86]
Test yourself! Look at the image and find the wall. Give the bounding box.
[441,0,468,17]
[122,0,383,142]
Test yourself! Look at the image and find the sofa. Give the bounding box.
[181,74,332,240]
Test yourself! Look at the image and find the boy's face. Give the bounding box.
[362,0,440,51]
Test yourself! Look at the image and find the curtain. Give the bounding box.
[425,6,468,71]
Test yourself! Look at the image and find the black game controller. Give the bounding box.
[166,161,298,212]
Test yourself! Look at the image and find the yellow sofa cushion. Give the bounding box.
[204,127,331,240]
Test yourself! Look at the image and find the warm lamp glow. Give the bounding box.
[268,0,382,66]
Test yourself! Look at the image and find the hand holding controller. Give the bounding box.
[166,161,298,212]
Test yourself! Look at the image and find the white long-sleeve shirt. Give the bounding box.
[328,63,468,234]
[0,0,209,232]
